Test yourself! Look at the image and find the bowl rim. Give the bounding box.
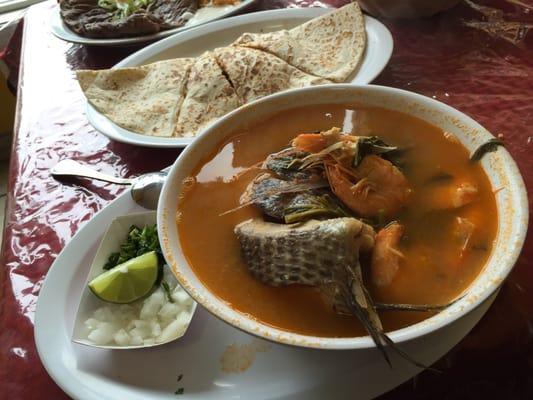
[158,83,529,350]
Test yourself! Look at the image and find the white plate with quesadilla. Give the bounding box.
[50,0,257,46]
[82,5,393,148]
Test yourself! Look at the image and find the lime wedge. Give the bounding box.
[88,251,159,304]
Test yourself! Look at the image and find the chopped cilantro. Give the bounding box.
[103,224,162,270]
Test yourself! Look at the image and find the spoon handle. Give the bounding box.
[51,160,132,185]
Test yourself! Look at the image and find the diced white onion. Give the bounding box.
[114,329,131,346]
[87,322,115,345]
[84,267,194,347]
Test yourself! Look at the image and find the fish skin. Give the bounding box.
[234,217,393,362]
[235,208,433,370]
[240,174,294,220]
[234,217,375,287]
[264,148,321,181]
[240,173,333,221]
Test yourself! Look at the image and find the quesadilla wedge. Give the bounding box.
[214,46,331,104]
[232,2,366,82]
[77,58,193,137]
[174,52,241,138]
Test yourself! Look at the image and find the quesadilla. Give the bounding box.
[174,52,241,137]
[76,4,368,139]
[232,2,366,82]
[214,46,331,104]
[77,58,193,137]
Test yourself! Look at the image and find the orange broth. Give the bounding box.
[177,105,498,337]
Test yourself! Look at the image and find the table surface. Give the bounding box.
[1,0,532,398]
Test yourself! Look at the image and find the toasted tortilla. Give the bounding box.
[174,52,241,137]
[232,3,366,82]
[214,47,331,104]
[77,5,364,140]
[77,58,193,137]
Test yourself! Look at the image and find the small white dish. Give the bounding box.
[35,184,500,400]
[85,7,393,148]
[157,84,528,350]
[50,1,257,46]
[72,211,196,350]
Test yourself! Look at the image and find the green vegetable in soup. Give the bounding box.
[353,136,398,168]
[470,138,504,162]
[283,193,351,223]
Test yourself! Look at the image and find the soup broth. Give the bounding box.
[177,104,498,338]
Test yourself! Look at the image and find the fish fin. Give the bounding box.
[341,263,439,371]
[375,303,448,312]
[381,334,441,373]
[339,263,392,367]
[219,201,255,216]
[375,296,463,312]
[343,290,392,367]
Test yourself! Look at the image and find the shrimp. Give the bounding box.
[425,180,478,210]
[326,155,411,218]
[452,183,478,208]
[292,129,410,218]
[292,127,350,153]
[293,133,330,153]
[371,222,405,287]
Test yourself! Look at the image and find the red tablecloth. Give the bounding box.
[1,0,532,398]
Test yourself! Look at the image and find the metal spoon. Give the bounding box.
[51,159,167,210]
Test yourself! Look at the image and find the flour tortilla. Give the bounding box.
[173,52,241,137]
[77,58,193,137]
[77,3,363,140]
[214,47,331,104]
[232,2,366,82]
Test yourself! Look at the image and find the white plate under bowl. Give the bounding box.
[50,1,257,46]
[35,188,497,400]
[85,7,393,148]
